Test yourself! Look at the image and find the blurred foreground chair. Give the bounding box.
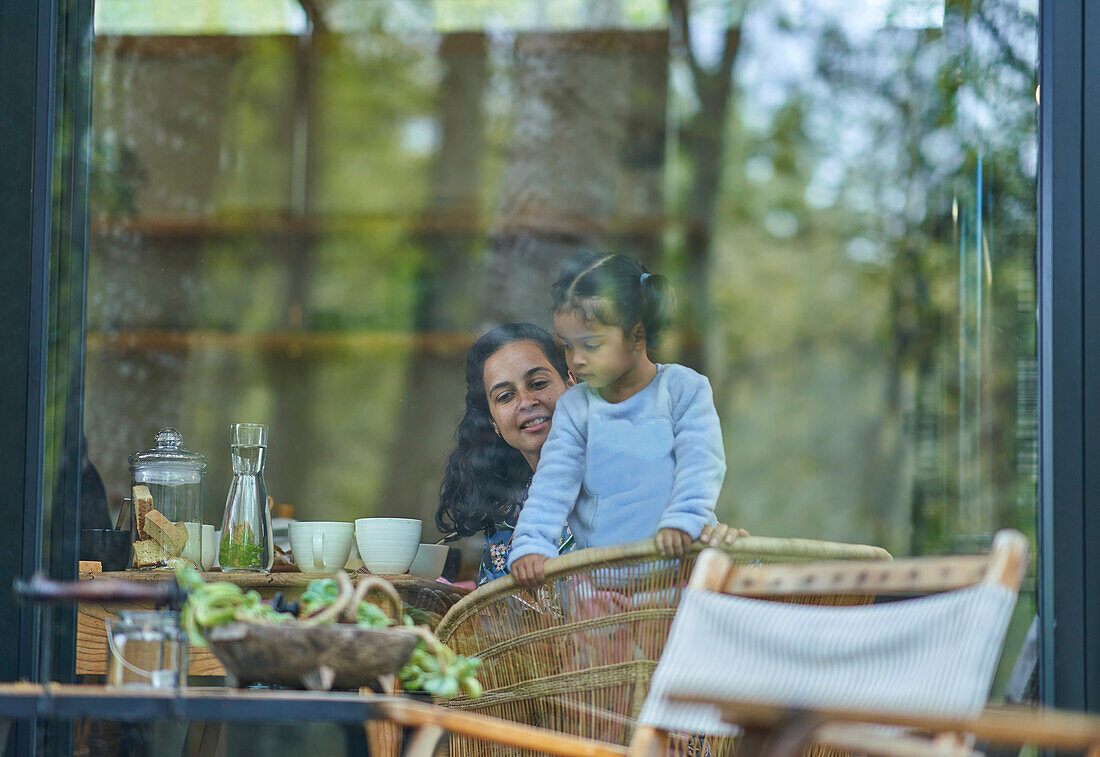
[433,536,890,755]
[630,529,1100,757]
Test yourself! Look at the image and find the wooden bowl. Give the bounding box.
[206,621,419,690]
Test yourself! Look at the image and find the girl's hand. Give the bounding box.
[655,528,692,557]
[699,522,750,547]
[511,554,548,589]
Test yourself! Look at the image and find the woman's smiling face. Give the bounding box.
[483,340,569,468]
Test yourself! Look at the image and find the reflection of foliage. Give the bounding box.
[89,131,146,219]
[812,3,1037,557]
[690,0,1037,561]
[688,3,1038,695]
[45,0,96,524]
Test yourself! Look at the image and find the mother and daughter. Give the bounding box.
[437,252,746,588]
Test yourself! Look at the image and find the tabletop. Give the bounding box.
[0,683,394,724]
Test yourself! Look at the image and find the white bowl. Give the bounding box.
[354,518,422,574]
[409,543,449,580]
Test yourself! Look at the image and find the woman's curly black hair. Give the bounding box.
[436,323,570,540]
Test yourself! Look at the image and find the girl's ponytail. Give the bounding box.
[639,270,675,348]
[552,252,676,349]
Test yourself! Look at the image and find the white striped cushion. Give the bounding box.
[639,583,1017,736]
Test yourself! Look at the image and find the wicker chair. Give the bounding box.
[434,536,890,755]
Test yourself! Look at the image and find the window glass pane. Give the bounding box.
[37,0,96,700]
[85,0,1036,691]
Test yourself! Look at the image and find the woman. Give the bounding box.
[437,323,744,585]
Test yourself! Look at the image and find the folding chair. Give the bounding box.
[630,529,1100,757]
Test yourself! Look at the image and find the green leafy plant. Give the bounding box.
[175,567,481,699]
[218,524,264,569]
[296,576,481,697]
[398,638,482,699]
[176,564,285,646]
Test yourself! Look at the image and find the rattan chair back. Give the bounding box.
[435,536,890,755]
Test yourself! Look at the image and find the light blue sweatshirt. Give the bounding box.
[507,363,726,565]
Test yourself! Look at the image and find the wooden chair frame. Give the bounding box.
[381,698,629,757]
[627,529,1100,757]
[324,689,1100,757]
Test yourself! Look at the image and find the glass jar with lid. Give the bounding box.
[129,428,206,569]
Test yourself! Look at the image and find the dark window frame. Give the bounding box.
[0,0,59,685]
[0,0,91,752]
[1038,0,1100,712]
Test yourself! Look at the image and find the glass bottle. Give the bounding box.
[219,423,273,572]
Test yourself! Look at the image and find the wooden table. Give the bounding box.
[76,571,468,677]
[0,684,628,757]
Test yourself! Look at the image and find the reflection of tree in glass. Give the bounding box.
[698,0,1036,558]
[89,132,146,220]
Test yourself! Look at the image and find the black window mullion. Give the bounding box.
[1038,0,1099,714]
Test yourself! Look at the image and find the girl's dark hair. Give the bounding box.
[551,252,675,348]
[436,323,570,539]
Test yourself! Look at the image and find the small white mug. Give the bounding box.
[290,522,354,575]
[200,524,216,571]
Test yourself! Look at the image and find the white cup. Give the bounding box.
[290,522,354,575]
[182,522,203,568]
[200,525,216,571]
[354,518,422,574]
[409,543,449,580]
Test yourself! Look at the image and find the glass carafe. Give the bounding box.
[219,423,273,572]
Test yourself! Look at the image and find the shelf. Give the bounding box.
[89,210,679,240]
[86,329,478,355]
[81,570,460,593]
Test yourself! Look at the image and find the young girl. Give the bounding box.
[508,252,728,588]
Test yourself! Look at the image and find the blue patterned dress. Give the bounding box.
[478,484,574,586]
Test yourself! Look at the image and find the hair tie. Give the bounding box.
[640,273,651,284]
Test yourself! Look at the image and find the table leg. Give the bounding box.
[185,721,223,757]
[1,717,10,754]
[362,679,399,757]
[404,725,444,757]
[739,715,819,757]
